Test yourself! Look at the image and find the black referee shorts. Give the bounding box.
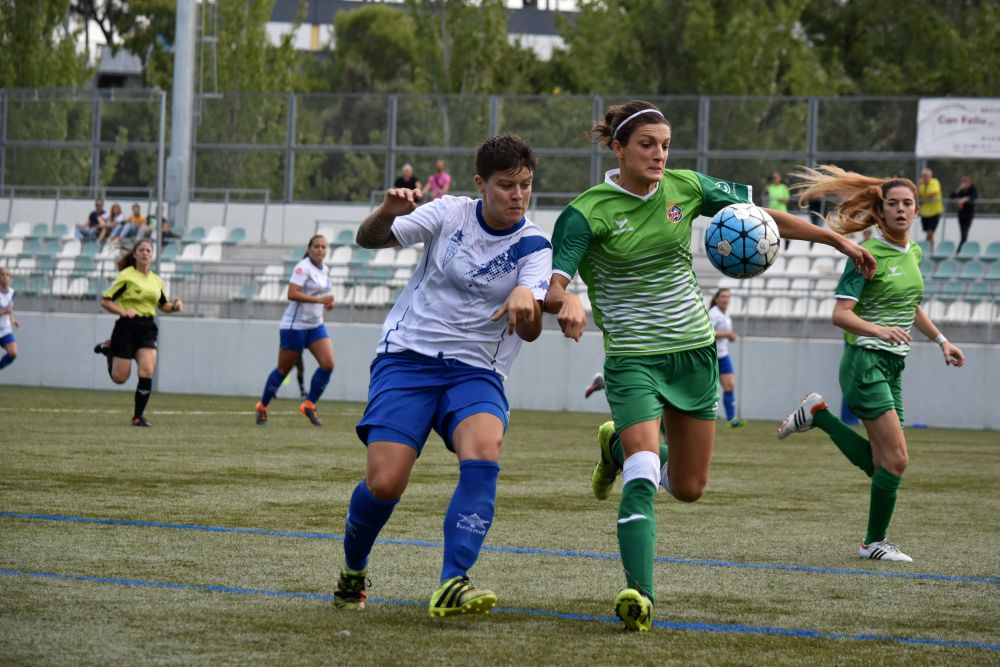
[109,316,158,359]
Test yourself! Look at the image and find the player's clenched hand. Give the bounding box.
[491,285,535,335]
[875,326,911,345]
[942,341,964,367]
[844,241,876,279]
[557,293,587,342]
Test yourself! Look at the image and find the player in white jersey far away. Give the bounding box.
[0,267,20,372]
[778,166,965,563]
[254,234,336,427]
[333,134,551,618]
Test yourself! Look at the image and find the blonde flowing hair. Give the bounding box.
[791,165,918,236]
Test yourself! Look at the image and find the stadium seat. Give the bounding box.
[329,265,349,282]
[766,296,794,318]
[178,243,202,262]
[810,257,836,275]
[789,277,812,293]
[0,223,9,237]
[200,243,222,262]
[944,300,971,323]
[764,256,787,275]
[956,241,981,261]
[983,242,1000,263]
[159,243,180,261]
[8,222,32,239]
[349,247,374,267]
[967,281,994,302]
[369,247,397,267]
[232,282,257,302]
[51,224,72,240]
[766,277,790,294]
[986,262,1000,281]
[958,260,984,281]
[255,281,285,302]
[726,294,744,316]
[285,245,306,262]
[22,238,49,257]
[930,240,955,260]
[933,281,966,301]
[971,301,995,323]
[78,242,100,258]
[96,243,119,260]
[28,222,50,239]
[808,297,836,320]
[390,267,412,286]
[73,257,95,277]
[365,285,392,306]
[57,239,82,259]
[923,299,946,320]
[916,240,930,256]
[224,227,246,245]
[933,259,958,280]
[747,296,768,317]
[55,258,76,276]
[394,246,418,267]
[335,229,356,245]
[182,226,206,243]
[919,258,934,277]
[785,256,811,276]
[204,226,228,244]
[0,239,23,257]
[327,245,352,266]
[814,278,838,293]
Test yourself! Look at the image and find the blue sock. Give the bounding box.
[307,367,332,403]
[260,368,285,406]
[0,353,13,370]
[343,481,398,571]
[723,390,736,421]
[441,460,499,582]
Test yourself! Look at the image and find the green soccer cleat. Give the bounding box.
[592,421,622,500]
[428,576,497,618]
[614,588,653,632]
[333,566,369,610]
[728,418,746,429]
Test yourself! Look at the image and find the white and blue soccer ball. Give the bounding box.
[704,204,780,279]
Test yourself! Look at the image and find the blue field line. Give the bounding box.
[2,568,997,652]
[3,511,998,585]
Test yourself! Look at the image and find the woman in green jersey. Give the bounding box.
[94,239,183,426]
[777,166,964,563]
[543,101,876,632]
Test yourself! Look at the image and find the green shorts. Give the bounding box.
[604,344,720,429]
[840,345,906,422]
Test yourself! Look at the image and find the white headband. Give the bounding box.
[612,108,665,140]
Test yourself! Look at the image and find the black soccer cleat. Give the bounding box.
[132,417,152,427]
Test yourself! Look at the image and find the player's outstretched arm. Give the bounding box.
[914,305,964,367]
[543,274,586,342]
[766,208,876,278]
[491,285,542,342]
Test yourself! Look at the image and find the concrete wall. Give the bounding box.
[2,312,995,430]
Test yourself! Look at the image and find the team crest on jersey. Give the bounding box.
[667,203,683,223]
[295,267,303,275]
[442,228,464,267]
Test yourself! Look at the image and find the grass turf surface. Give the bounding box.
[1,386,998,665]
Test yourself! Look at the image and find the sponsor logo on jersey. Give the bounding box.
[295,267,303,275]
[612,217,634,236]
[887,265,901,277]
[714,180,734,195]
[457,512,490,535]
[667,203,683,223]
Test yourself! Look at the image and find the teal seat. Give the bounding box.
[0,223,10,237]
[73,256,96,276]
[931,281,965,301]
[22,238,47,256]
[348,247,374,267]
[983,242,1000,263]
[29,222,50,239]
[958,260,984,281]
[919,258,934,277]
[51,224,69,240]
[285,245,306,262]
[78,242,100,258]
[182,226,206,243]
[967,282,994,301]
[916,240,930,256]
[173,262,196,280]
[930,240,956,260]
[933,259,958,280]
[224,227,246,245]
[233,282,257,302]
[985,262,1000,281]
[336,229,356,245]
[159,243,180,261]
[35,256,56,272]
[956,241,981,261]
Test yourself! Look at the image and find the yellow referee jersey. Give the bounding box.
[103,266,168,317]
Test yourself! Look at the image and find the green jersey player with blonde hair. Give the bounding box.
[778,166,965,564]
[543,102,877,632]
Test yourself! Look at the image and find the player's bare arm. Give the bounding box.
[357,188,420,249]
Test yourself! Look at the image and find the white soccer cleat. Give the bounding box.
[584,372,606,398]
[859,539,913,562]
[777,392,827,439]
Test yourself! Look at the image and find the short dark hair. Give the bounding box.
[475,134,536,182]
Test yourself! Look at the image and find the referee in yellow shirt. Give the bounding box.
[94,239,183,426]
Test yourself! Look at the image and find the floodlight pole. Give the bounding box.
[166,0,196,236]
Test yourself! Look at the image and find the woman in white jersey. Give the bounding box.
[708,288,744,428]
[0,267,20,371]
[543,100,876,631]
[254,234,335,427]
[778,166,964,563]
[332,135,550,619]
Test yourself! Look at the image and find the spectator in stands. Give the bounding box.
[0,267,19,372]
[254,234,336,428]
[708,288,744,428]
[767,171,791,249]
[104,203,127,244]
[150,209,179,242]
[75,199,107,242]
[779,165,964,564]
[426,159,452,200]
[394,163,422,203]
[121,203,151,241]
[950,176,979,254]
[333,134,549,619]
[92,239,184,427]
[543,101,875,632]
[917,168,944,254]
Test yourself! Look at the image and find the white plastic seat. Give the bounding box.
[204,226,228,244]
[765,256,787,276]
[328,265,349,282]
[767,296,794,318]
[970,301,994,323]
[390,267,412,286]
[924,299,946,320]
[727,295,744,316]
[255,282,285,302]
[789,277,812,293]
[766,277,790,293]
[394,247,418,267]
[944,300,971,323]
[158,261,176,278]
[16,257,36,270]
[178,243,202,261]
[785,256,811,276]
[1,239,24,257]
[369,247,396,267]
[814,278,839,293]
[51,275,72,296]
[366,285,392,306]
[8,222,32,239]
[263,264,286,278]
[810,257,836,275]
[747,296,768,317]
[67,277,89,296]
[201,243,222,262]
[55,258,76,275]
[57,239,82,258]
[327,245,353,266]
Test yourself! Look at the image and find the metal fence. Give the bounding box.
[2,90,997,208]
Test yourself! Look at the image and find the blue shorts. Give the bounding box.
[279,325,329,351]
[356,350,509,454]
[0,333,15,346]
[718,355,734,375]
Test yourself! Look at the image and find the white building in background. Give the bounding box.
[267,0,578,60]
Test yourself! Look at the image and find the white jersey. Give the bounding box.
[279,257,330,330]
[377,196,552,379]
[708,304,732,359]
[0,287,13,338]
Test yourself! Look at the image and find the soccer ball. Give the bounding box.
[704,204,780,279]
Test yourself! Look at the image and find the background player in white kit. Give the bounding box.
[707,288,744,428]
[0,267,19,371]
[333,134,551,618]
[254,234,336,427]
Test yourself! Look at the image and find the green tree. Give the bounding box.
[0,0,90,88]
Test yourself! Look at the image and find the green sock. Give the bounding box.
[617,478,657,604]
[609,431,668,469]
[813,408,874,476]
[866,466,901,544]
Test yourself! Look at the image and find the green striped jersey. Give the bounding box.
[835,235,924,356]
[552,168,751,355]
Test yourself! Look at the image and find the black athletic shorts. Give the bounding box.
[109,316,158,359]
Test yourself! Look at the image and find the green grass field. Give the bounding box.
[1,385,998,666]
